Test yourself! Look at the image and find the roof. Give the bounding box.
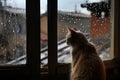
[58,11,90,18]
[41,11,90,18]
[3,7,25,14]
[41,11,47,17]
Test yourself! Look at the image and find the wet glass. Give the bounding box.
[57,0,114,63]
[40,0,48,68]
[0,0,26,65]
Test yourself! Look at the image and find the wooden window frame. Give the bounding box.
[104,0,120,69]
[0,0,40,79]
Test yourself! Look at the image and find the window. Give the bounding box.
[57,0,113,64]
[40,0,120,78]
[0,0,40,79]
[40,0,115,69]
[0,0,26,65]
[0,0,119,79]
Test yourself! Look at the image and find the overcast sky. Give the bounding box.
[40,0,103,14]
[2,0,104,14]
[1,0,25,9]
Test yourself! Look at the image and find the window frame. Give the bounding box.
[103,0,120,69]
[41,0,120,77]
[0,0,119,79]
[0,0,40,79]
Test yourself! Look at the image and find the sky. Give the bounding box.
[1,0,104,14]
[40,0,104,14]
[58,0,89,14]
[1,0,25,9]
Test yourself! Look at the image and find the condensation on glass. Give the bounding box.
[57,0,114,63]
[40,0,48,68]
[0,0,26,65]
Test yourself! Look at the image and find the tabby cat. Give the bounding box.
[66,27,106,80]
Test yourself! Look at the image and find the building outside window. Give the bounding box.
[0,0,26,65]
[40,0,114,68]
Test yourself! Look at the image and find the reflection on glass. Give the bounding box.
[40,0,48,68]
[0,0,26,64]
[58,0,113,63]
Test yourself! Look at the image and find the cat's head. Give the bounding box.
[66,27,88,46]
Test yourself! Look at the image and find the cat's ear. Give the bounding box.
[67,27,76,34]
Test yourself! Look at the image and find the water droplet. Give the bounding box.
[1,22,3,25]
[80,23,83,26]
[100,24,103,26]
[69,21,71,23]
[8,20,11,22]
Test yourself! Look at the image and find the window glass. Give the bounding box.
[57,0,113,63]
[0,0,26,65]
[40,0,48,68]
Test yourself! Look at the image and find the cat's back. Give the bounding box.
[66,27,106,80]
[71,52,106,80]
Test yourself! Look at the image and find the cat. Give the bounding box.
[66,27,106,80]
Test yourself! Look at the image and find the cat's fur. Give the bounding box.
[66,27,106,80]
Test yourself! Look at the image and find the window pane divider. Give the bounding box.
[26,0,40,78]
[48,0,58,76]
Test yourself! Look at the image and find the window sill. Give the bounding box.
[40,58,120,76]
